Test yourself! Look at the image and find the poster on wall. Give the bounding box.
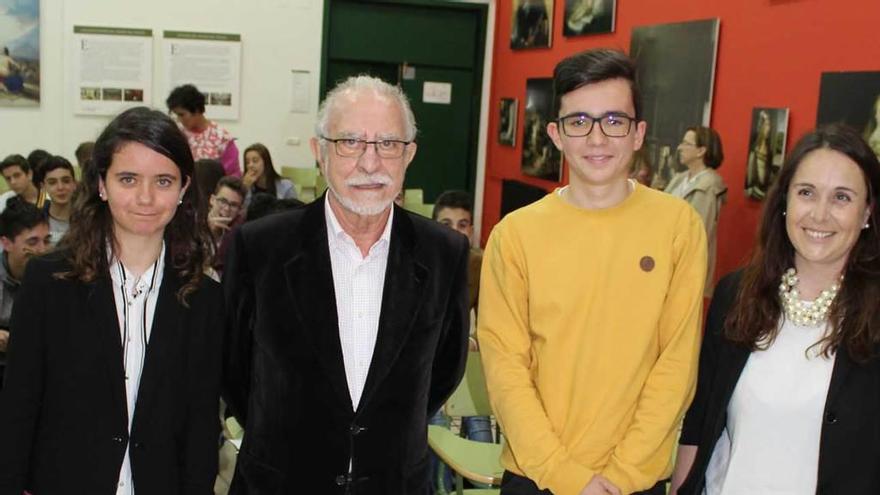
[510,0,553,50]
[499,98,518,146]
[0,0,39,106]
[72,26,152,116]
[162,30,241,120]
[563,0,615,37]
[744,107,789,201]
[521,78,561,181]
[817,71,880,158]
[630,18,720,190]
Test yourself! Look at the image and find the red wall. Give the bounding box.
[481,0,880,284]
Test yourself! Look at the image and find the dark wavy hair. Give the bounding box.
[553,48,641,120]
[726,123,880,362]
[243,143,282,197]
[57,106,213,304]
[166,84,206,114]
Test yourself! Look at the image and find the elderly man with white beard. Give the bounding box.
[222,75,471,495]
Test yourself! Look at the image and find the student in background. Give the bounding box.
[38,155,78,246]
[0,198,49,390]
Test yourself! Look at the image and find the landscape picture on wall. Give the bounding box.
[521,78,561,181]
[630,18,720,190]
[499,98,518,146]
[511,0,553,50]
[744,107,789,201]
[817,71,880,158]
[0,0,40,106]
[563,0,616,37]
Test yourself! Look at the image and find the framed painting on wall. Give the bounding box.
[521,78,561,181]
[817,71,880,158]
[0,0,40,106]
[563,0,616,37]
[630,18,720,190]
[511,0,553,50]
[499,98,518,146]
[744,107,789,201]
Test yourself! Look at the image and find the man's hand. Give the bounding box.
[208,213,234,233]
[0,329,9,352]
[579,475,621,495]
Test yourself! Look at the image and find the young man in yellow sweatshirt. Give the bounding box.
[478,49,707,495]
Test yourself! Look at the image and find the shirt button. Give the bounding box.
[119,481,125,487]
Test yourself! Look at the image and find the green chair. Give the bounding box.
[403,188,424,210]
[281,166,319,202]
[428,351,502,495]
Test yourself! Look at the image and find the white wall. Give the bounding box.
[1,0,325,170]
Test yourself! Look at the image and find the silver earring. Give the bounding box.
[864,223,870,230]
[783,211,787,216]
[178,199,183,205]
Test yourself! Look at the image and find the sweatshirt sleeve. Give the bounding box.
[600,206,707,493]
[477,223,595,495]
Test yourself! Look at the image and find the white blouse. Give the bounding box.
[705,318,835,494]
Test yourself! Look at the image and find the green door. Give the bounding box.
[323,0,487,203]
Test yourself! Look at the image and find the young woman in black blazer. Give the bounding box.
[0,107,222,495]
[671,124,880,494]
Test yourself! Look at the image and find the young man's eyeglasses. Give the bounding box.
[215,197,242,211]
[557,112,635,138]
[321,136,412,159]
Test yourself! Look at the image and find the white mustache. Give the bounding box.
[345,174,392,187]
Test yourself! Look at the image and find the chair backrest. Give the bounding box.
[445,351,492,418]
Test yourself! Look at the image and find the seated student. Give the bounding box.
[0,198,50,389]
[207,176,246,276]
[0,154,40,212]
[429,190,491,494]
[39,155,77,246]
[241,143,297,206]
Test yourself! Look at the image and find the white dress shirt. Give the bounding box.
[325,195,392,410]
[705,318,835,494]
[108,246,165,495]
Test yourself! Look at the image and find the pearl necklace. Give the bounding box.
[779,268,840,327]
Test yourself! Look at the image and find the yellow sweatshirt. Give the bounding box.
[478,185,706,495]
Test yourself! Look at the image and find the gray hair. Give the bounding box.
[314,75,418,144]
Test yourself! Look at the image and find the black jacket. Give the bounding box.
[222,198,470,495]
[0,251,223,495]
[679,270,880,494]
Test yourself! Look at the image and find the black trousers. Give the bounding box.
[500,471,667,495]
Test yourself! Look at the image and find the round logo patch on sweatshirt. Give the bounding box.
[640,256,655,272]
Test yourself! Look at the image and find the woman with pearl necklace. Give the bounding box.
[670,124,880,494]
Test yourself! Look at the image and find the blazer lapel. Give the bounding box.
[358,209,428,412]
[131,260,182,427]
[284,199,353,413]
[824,347,853,412]
[88,275,129,428]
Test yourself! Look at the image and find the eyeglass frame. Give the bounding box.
[213,196,242,211]
[556,112,637,138]
[320,135,414,159]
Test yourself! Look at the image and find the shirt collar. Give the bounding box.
[324,193,393,255]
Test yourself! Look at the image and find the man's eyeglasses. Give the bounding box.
[321,136,412,159]
[557,113,635,138]
[215,197,242,210]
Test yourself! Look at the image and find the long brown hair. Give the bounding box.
[243,143,281,196]
[726,124,880,362]
[57,106,213,304]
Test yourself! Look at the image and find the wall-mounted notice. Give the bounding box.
[72,26,152,116]
[163,30,241,120]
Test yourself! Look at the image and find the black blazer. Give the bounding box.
[679,271,880,494]
[222,198,470,495]
[0,250,223,495]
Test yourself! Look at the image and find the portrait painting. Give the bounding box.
[521,78,561,181]
[744,107,789,201]
[563,0,616,37]
[630,18,720,190]
[0,0,39,106]
[817,71,880,158]
[499,97,518,146]
[511,0,553,50]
